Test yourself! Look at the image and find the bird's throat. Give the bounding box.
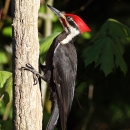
[61,28,80,44]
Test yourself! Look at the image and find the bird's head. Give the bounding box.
[47,5,90,34]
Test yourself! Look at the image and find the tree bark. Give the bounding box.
[12,0,42,130]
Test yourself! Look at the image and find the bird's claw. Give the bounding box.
[21,63,39,85]
[33,74,39,85]
[26,63,34,69]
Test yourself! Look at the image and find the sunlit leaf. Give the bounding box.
[81,32,91,40]
[0,71,12,89]
[40,32,60,62]
[0,101,5,116]
[2,76,12,105]
[0,51,8,64]
[52,14,58,22]
[2,26,12,37]
[0,71,12,105]
[39,5,45,13]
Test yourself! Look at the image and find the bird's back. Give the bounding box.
[53,42,77,130]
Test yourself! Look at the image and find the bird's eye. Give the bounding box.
[67,16,72,21]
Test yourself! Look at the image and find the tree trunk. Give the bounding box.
[12,0,42,130]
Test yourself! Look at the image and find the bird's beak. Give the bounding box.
[47,4,61,18]
[47,5,68,29]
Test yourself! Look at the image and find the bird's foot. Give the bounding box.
[21,63,42,85]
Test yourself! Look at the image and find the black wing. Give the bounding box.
[53,43,77,130]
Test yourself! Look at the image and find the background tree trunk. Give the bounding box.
[12,0,42,130]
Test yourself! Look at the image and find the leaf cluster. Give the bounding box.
[82,18,130,76]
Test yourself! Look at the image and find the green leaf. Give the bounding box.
[82,37,127,76]
[2,26,12,37]
[0,100,5,116]
[0,120,12,130]
[0,71,12,105]
[99,18,130,45]
[112,43,127,75]
[0,71,12,89]
[82,18,129,76]
[2,76,12,105]
[40,32,60,63]
[95,38,115,76]
[81,32,91,40]
[39,5,45,13]
[53,24,63,33]
[0,51,8,64]
[52,15,58,22]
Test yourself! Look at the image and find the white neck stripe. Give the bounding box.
[61,27,80,44]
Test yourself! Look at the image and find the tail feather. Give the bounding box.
[46,91,59,130]
[59,102,68,130]
[46,101,59,130]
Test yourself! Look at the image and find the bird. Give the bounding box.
[22,4,90,130]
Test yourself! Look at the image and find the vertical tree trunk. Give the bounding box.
[12,0,42,130]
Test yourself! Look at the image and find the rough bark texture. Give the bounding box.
[12,0,42,130]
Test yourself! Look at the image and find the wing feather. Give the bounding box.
[53,43,77,130]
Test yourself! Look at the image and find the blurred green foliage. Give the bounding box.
[0,71,12,130]
[1,0,130,130]
[40,32,60,63]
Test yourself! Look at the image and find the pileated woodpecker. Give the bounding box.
[22,5,90,130]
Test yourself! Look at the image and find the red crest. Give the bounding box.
[65,14,91,33]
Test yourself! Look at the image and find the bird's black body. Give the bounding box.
[22,4,90,130]
[44,31,78,130]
